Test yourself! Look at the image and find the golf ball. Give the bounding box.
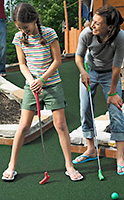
[111,192,119,199]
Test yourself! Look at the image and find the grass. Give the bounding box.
[1,60,124,200]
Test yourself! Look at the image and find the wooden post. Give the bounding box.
[63,0,69,53]
[79,0,82,33]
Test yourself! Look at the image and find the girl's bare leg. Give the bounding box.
[3,109,35,179]
[52,108,83,180]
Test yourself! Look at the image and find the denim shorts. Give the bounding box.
[80,67,124,141]
[21,82,66,111]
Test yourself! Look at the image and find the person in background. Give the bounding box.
[72,5,124,175]
[0,0,7,77]
[2,3,83,182]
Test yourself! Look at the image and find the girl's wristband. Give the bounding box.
[40,77,45,85]
[108,92,117,96]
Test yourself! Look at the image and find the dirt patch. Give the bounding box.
[0,92,21,124]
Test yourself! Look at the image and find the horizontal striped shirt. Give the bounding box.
[12,26,61,86]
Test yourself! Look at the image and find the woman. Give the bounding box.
[72,4,124,175]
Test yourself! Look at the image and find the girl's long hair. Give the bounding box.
[94,4,124,44]
[13,3,47,46]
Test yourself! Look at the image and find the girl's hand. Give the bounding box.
[30,78,43,93]
[107,94,123,111]
[81,71,91,91]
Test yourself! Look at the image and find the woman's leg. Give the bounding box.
[107,104,124,173]
[3,109,35,179]
[73,72,98,163]
[0,19,7,75]
[74,138,97,163]
[52,108,83,180]
[101,73,124,173]
[116,142,124,173]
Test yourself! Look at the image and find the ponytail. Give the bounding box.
[36,18,47,45]
[21,33,29,46]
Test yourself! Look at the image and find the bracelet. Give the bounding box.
[108,92,117,96]
[40,77,45,85]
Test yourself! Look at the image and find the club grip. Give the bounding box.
[84,62,91,92]
[34,92,41,117]
[85,62,89,73]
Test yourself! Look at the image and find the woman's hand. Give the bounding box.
[107,94,123,111]
[75,55,91,91]
[81,70,91,91]
[30,78,43,93]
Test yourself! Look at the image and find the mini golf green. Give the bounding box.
[1,60,123,200]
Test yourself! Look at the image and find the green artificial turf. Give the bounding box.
[1,60,124,200]
[5,70,25,89]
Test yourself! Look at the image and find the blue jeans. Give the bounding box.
[0,19,7,74]
[80,67,124,141]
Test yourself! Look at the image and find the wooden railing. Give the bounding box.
[64,27,81,54]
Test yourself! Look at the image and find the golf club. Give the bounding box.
[34,92,50,184]
[85,62,104,181]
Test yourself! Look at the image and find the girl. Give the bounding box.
[2,3,83,181]
[72,5,124,175]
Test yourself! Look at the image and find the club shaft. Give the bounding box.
[38,116,47,172]
[34,92,47,172]
[89,91,101,171]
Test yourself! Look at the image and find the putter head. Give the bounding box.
[39,172,50,184]
[98,169,104,181]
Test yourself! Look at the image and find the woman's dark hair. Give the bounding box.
[13,3,46,46]
[95,4,124,43]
